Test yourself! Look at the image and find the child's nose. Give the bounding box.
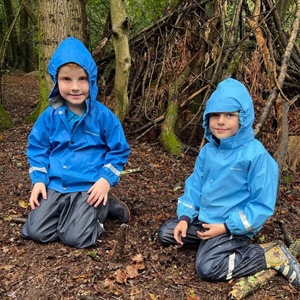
[71,81,80,90]
[217,115,225,124]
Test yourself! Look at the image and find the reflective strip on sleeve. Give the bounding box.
[29,166,47,174]
[177,199,195,210]
[239,211,253,232]
[103,163,121,176]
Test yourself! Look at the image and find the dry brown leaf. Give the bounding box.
[102,278,122,295]
[130,286,143,299]
[131,253,143,263]
[71,274,89,283]
[125,264,139,279]
[134,261,146,270]
[114,268,128,284]
[1,264,14,270]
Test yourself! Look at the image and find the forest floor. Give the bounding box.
[1,73,300,300]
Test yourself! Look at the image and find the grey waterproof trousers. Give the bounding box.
[158,218,267,281]
[22,189,107,248]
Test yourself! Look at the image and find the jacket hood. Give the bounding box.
[203,78,255,148]
[48,37,98,105]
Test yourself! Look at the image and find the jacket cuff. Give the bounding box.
[224,222,231,233]
[179,216,191,225]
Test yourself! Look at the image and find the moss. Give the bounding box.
[160,73,188,156]
[26,26,50,124]
[160,100,183,155]
[160,130,183,155]
[0,103,13,131]
[26,67,49,123]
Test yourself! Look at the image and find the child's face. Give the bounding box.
[209,112,240,139]
[57,65,89,110]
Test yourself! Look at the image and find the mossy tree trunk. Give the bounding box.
[110,0,131,123]
[160,71,189,156]
[0,103,13,130]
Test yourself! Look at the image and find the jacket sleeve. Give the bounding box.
[176,149,206,223]
[225,151,278,235]
[98,110,130,187]
[27,109,52,186]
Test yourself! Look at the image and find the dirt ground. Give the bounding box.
[1,73,300,300]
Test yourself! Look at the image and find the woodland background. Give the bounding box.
[0,0,300,299]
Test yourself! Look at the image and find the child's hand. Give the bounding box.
[87,178,110,207]
[174,220,188,246]
[30,182,47,210]
[197,223,226,240]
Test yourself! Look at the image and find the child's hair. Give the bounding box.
[61,62,81,69]
[57,63,88,78]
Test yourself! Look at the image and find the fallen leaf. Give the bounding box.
[19,199,30,208]
[114,268,128,284]
[126,265,139,279]
[131,253,143,262]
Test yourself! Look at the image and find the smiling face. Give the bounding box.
[209,112,240,139]
[57,64,89,115]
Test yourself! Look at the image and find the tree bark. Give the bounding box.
[160,72,187,155]
[27,0,88,122]
[20,5,30,72]
[3,0,20,69]
[0,102,13,130]
[110,0,131,123]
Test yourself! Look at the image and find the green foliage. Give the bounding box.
[86,0,110,51]
[283,175,292,183]
[0,2,7,41]
[86,0,179,48]
[125,0,179,33]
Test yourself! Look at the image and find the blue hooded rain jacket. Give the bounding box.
[177,78,278,238]
[27,37,130,193]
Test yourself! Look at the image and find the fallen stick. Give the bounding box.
[228,239,300,299]
[228,269,277,300]
[9,217,27,224]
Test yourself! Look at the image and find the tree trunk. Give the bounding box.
[0,102,13,130]
[3,0,19,69]
[27,0,88,122]
[160,71,188,155]
[110,0,131,123]
[20,5,30,72]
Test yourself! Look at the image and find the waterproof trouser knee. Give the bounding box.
[22,189,107,248]
[158,218,267,281]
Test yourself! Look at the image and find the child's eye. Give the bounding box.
[210,113,219,117]
[79,76,88,81]
[59,77,70,81]
[227,113,239,117]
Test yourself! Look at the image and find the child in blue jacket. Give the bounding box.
[158,78,300,286]
[22,37,131,248]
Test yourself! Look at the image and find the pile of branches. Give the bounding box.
[94,0,300,159]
